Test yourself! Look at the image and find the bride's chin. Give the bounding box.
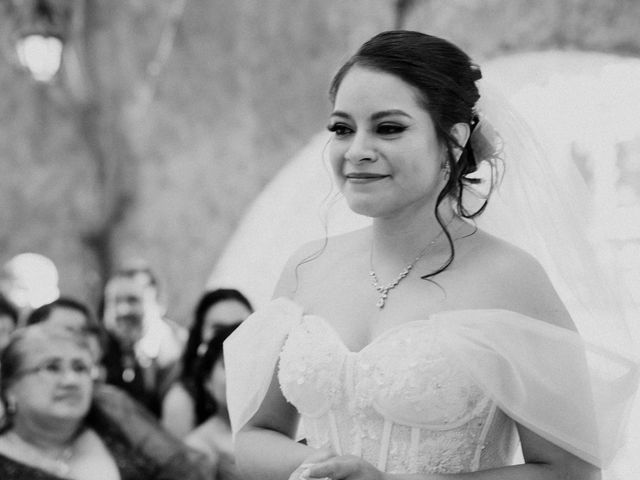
[344,199,388,218]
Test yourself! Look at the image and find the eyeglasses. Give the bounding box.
[18,359,98,381]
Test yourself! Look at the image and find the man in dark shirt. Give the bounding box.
[101,271,183,417]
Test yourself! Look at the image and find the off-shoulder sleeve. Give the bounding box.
[223,297,303,438]
[434,309,639,468]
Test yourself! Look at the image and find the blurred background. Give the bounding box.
[0,0,638,323]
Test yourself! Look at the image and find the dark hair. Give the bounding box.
[26,296,106,356]
[0,294,18,326]
[192,322,240,424]
[179,289,252,405]
[329,30,493,278]
[27,296,94,326]
[0,324,92,432]
[0,329,29,400]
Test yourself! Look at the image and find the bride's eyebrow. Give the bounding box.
[329,110,412,121]
[329,111,350,120]
[371,110,412,121]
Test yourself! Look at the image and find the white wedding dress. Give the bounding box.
[278,307,516,474]
[225,298,638,475]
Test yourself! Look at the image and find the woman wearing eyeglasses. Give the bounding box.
[0,323,213,480]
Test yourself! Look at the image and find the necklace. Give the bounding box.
[369,228,447,309]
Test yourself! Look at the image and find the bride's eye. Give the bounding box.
[327,123,353,137]
[377,123,407,135]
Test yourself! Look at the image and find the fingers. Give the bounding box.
[291,465,321,480]
[306,457,355,479]
[306,456,383,480]
[292,445,338,480]
[298,464,331,480]
[303,444,336,464]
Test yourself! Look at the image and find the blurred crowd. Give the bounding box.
[0,252,252,480]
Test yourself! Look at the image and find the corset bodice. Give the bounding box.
[225,298,637,475]
[278,316,518,474]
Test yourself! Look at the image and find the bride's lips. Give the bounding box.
[345,172,389,183]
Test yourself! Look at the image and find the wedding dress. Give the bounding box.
[225,80,639,476]
[225,297,637,475]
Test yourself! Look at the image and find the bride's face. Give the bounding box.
[327,66,447,219]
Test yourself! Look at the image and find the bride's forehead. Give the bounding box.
[334,67,423,109]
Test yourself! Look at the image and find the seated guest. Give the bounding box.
[26,296,106,375]
[101,272,183,417]
[0,323,213,480]
[162,289,252,437]
[0,294,18,353]
[185,323,241,479]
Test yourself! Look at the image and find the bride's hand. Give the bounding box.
[302,455,387,480]
[288,446,335,480]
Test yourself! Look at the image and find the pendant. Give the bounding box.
[376,293,387,309]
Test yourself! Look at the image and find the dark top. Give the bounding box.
[102,333,180,417]
[0,384,214,480]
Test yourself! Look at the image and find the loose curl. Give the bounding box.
[329,30,499,279]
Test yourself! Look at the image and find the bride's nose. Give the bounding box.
[344,132,377,163]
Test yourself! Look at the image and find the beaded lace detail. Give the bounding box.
[278,317,518,474]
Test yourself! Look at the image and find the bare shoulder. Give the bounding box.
[272,228,369,299]
[465,229,576,331]
[468,230,543,275]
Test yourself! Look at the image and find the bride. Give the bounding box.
[224,30,638,480]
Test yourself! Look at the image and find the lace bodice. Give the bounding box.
[278,316,517,474]
[225,298,638,475]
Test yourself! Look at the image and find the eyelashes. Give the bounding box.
[377,124,407,135]
[327,123,408,138]
[326,122,352,136]
[327,122,408,137]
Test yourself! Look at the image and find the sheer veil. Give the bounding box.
[470,80,639,478]
[471,79,639,353]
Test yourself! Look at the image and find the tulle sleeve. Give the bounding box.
[434,309,639,468]
[223,297,303,438]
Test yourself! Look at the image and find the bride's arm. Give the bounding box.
[235,246,327,480]
[234,362,325,480]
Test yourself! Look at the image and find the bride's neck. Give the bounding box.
[372,205,458,257]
